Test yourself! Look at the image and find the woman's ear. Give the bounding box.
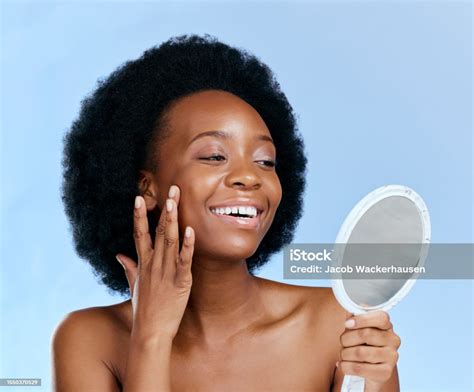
[137,170,159,211]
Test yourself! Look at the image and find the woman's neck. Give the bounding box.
[176,257,265,345]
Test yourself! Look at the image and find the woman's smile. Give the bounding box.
[208,197,266,230]
[208,200,265,230]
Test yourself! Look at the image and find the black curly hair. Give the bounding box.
[61,34,307,297]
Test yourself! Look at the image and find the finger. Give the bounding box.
[162,197,179,278]
[133,196,153,264]
[175,226,195,288]
[152,191,171,270]
[340,328,399,348]
[340,346,398,364]
[152,185,181,268]
[345,311,392,330]
[339,361,394,384]
[116,254,138,297]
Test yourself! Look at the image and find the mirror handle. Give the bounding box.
[341,375,365,392]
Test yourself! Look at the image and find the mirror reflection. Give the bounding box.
[341,196,424,307]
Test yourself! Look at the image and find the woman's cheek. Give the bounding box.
[176,182,206,230]
[269,174,282,215]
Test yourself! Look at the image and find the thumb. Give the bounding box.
[116,254,138,297]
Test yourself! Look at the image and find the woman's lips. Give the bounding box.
[208,209,262,230]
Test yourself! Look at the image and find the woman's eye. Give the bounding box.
[258,160,276,168]
[199,155,276,167]
[201,154,226,161]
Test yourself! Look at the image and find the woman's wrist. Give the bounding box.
[130,328,175,350]
[123,329,174,392]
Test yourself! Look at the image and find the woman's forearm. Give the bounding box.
[122,332,174,392]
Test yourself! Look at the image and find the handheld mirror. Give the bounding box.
[331,185,431,392]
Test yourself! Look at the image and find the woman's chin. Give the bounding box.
[193,240,259,263]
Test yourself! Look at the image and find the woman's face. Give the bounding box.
[144,90,282,263]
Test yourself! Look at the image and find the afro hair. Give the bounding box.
[61,34,307,297]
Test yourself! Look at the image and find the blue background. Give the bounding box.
[1,1,472,391]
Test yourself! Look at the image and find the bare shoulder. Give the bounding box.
[52,300,131,344]
[254,276,348,321]
[254,276,349,350]
[51,301,131,392]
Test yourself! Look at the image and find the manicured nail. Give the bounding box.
[134,196,141,209]
[168,185,177,198]
[345,319,355,328]
[116,255,124,268]
[185,226,191,238]
[166,199,173,212]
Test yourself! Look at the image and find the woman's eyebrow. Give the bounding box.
[187,130,274,146]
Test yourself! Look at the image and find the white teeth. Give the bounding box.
[211,206,258,217]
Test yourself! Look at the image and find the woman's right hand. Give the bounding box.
[115,185,195,342]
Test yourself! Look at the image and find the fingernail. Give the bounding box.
[345,319,355,328]
[185,226,191,238]
[168,185,177,198]
[135,196,141,209]
[116,255,125,268]
[166,199,173,212]
[335,361,339,368]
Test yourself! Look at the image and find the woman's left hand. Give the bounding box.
[337,311,401,392]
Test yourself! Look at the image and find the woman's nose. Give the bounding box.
[224,160,262,190]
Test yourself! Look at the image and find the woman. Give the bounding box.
[53,34,401,391]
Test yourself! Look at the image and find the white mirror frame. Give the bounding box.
[331,185,431,392]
